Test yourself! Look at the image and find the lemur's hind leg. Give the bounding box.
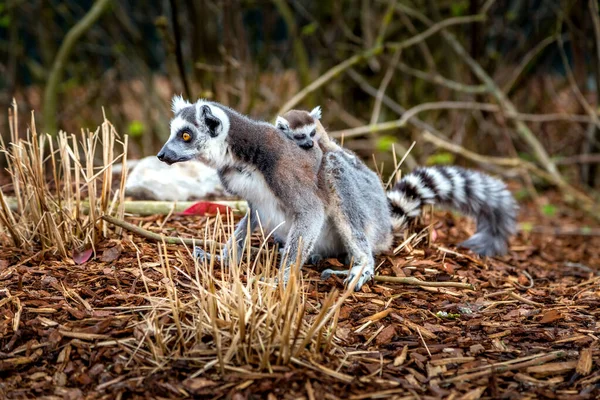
[194,204,258,264]
[280,206,325,285]
[319,152,377,291]
[320,208,375,291]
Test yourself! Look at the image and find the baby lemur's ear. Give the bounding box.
[171,95,191,114]
[309,106,322,120]
[199,104,221,137]
[275,116,290,132]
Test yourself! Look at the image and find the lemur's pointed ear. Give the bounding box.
[171,95,191,114]
[275,116,290,131]
[309,106,322,120]
[199,104,221,137]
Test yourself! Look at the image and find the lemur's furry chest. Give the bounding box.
[218,166,291,237]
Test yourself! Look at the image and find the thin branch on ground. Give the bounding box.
[373,275,475,290]
[444,351,566,383]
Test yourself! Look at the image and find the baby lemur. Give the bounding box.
[157,97,518,290]
[275,107,517,258]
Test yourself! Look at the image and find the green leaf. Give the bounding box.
[376,135,396,152]
[426,152,455,166]
[301,22,317,36]
[0,15,10,28]
[514,188,530,201]
[520,222,533,233]
[540,204,557,217]
[450,1,468,16]
[128,120,145,137]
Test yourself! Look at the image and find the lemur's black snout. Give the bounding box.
[157,147,177,165]
[300,140,314,149]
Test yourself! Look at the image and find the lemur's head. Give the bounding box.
[157,96,230,168]
[276,106,322,149]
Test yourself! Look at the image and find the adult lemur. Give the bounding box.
[157,96,518,290]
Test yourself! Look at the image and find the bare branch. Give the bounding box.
[42,0,112,134]
[370,49,402,125]
[397,62,488,94]
[276,14,486,115]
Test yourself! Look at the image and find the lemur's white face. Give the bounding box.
[276,106,322,149]
[157,96,230,169]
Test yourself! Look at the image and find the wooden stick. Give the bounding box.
[443,351,566,383]
[101,215,261,255]
[5,197,249,216]
[373,275,474,290]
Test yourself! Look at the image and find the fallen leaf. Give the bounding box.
[72,248,93,265]
[539,309,563,324]
[179,202,231,216]
[100,246,122,263]
[394,345,408,366]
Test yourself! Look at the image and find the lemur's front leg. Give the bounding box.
[280,207,325,284]
[194,203,258,264]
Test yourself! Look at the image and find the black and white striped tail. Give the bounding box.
[387,166,518,257]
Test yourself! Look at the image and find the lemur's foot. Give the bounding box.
[193,246,222,263]
[308,253,323,265]
[320,264,373,291]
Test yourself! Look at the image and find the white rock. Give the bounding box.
[124,156,226,201]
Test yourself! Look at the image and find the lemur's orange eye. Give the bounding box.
[182,132,191,142]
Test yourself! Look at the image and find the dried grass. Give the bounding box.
[0,100,127,256]
[114,212,351,375]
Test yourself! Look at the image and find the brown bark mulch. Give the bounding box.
[1,193,599,399]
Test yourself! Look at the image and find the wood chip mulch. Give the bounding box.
[1,193,599,399]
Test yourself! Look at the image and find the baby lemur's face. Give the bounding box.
[276,106,322,149]
[157,96,230,168]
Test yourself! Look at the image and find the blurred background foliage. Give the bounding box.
[1,0,599,189]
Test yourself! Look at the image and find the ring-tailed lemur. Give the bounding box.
[157,97,518,291]
[276,106,358,167]
[276,108,518,258]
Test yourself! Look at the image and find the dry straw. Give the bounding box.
[0,100,127,256]
[111,212,352,375]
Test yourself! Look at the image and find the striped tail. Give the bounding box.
[387,165,518,257]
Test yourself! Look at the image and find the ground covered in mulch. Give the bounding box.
[1,191,599,399]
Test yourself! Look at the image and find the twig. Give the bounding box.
[373,275,474,290]
[553,153,600,165]
[397,62,488,94]
[444,351,566,383]
[502,36,556,93]
[101,215,221,247]
[416,327,431,357]
[370,49,402,125]
[508,291,543,307]
[329,102,599,139]
[276,14,486,115]
[520,224,600,236]
[6,197,249,216]
[42,0,112,134]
